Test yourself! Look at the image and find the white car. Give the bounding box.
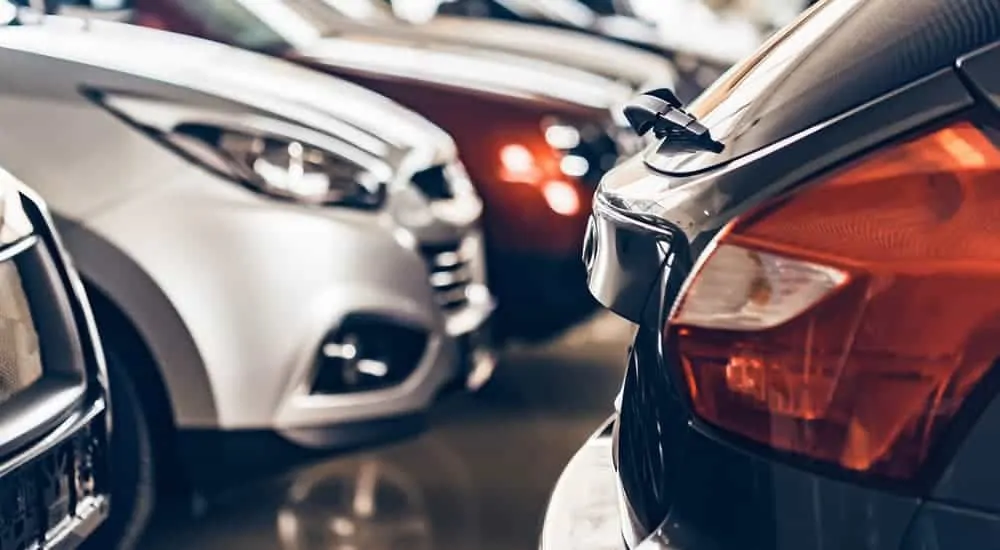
[0,3,494,545]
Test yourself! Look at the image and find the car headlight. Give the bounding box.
[87,90,393,208]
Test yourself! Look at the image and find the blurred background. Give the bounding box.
[1,1,811,548]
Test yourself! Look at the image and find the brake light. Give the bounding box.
[670,122,1000,479]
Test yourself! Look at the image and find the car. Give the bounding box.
[0,2,494,545]
[124,0,661,342]
[0,159,113,547]
[397,0,734,100]
[543,0,1000,549]
[273,0,680,99]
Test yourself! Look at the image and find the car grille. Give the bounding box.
[421,241,474,312]
[411,165,454,201]
[0,419,105,550]
[615,325,688,538]
[0,254,42,404]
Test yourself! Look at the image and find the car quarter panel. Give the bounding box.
[586,61,990,550]
[926,40,1000,514]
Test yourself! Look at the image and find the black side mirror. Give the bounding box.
[623,88,723,154]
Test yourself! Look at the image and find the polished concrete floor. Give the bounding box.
[139,313,634,550]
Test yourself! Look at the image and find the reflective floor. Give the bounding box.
[140,313,633,550]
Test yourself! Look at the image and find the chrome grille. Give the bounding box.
[421,242,473,312]
[0,260,41,404]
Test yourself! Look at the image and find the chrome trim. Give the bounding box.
[0,234,38,263]
[584,196,674,323]
[428,267,472,288]
[0,397,104,477]
[47,495,109,550]
[0,167,35,247]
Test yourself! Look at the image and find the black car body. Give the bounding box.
[543,0,1000,548]
[0,167,110,550]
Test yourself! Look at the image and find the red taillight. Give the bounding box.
[670,122,1000,479]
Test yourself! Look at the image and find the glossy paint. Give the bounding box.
[0,17,491,440]
[548,0,1000,547]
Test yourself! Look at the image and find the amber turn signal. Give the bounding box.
[670,122,1000,478]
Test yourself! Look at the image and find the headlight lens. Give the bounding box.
[170,124,386,207]
[89,91,392,208]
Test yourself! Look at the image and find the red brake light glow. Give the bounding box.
[670,122,1000,478]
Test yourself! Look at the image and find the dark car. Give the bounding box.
[0,166,112,549]
[121,0,672,342]
[543,1,1000,549]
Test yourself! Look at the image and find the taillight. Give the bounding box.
[670,122,1000,479]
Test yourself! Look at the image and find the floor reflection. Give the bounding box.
[140,313,632,550]
[277,432,478,550]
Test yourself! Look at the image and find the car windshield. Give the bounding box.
[164,0,395,50]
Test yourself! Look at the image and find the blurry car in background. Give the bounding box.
[123,0,665,341]
[280,0,679,99]
[0,4,494,544]
[397,0,735,100]
[544,0,1000,549]
[0,160,113,547]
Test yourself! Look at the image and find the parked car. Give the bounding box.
[396,0,732,100]
[0,164,113,547]
[0,3,494,544]
[267,0,680,98]
[124,0,661,341]
[544,0,1000,549]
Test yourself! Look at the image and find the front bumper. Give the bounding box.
[83,178,495,438]
[0,399,109,550]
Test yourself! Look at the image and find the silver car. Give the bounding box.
[0,4,493,546]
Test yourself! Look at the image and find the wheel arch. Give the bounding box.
[54,215,220,428]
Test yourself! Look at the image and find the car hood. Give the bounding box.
[296,29,634,112]
[0,16,457,168]
[364,16,678,92]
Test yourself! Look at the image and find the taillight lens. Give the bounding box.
[671,122,1000,479]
